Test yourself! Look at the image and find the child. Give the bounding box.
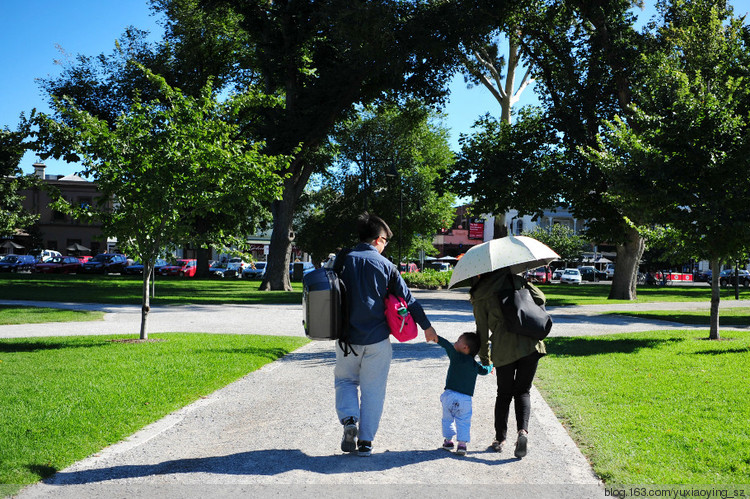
[436,332,492,455]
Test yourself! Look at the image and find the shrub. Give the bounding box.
[402,268,452,289]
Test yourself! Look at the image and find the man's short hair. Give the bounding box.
[460,332,481,357]
[357,212,393,242]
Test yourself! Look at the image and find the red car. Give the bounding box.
[527,266,552,284]
[159,259,197,277]
[33,256,82,274]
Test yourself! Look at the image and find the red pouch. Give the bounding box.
[384,294,418,342]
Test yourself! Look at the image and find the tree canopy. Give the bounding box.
[0,126,38,238]
[32,67,288,338]
[295,101,456,265]
[585,0,750,338]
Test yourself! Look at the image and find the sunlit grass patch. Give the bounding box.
[536,330,750,484]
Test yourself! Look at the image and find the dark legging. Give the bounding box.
[494,352,541,442]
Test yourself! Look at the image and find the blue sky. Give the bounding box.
[3,1,746,177]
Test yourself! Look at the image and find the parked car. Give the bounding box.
[578,266,606,282]
[81,253,130,274]
[290,261,315,281]
[426,262,451,272]
[122,258,169,276]
[399,262,420,274]
[527,266,552,284]
[605,264,615,280]
[226,258,248,278]
[694,269,712,282]
[719,269,750,288]
[561,268,583,284]
[159,259,197,277]
[552,268,564,281]
[32,255,82,274]
[242,261,267,279]
[209,262,231,278]
[28,249,62,263]
[77,255,93,264]
[0,254,37,272]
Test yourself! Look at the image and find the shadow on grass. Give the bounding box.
[26,464,58,481]
[0,340,108,353]
[204,347,297,362]
[44,448,511,485]
[690,346,750,356]
[544,336,685,357]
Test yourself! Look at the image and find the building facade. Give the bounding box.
[17,163,109,255]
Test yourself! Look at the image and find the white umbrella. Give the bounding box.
[448,235,560,289]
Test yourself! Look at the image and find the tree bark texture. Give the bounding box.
[608,225,644,300]
[259,180,297,291]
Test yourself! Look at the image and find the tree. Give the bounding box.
[450,0,649,300]
[38,9,259,276]
[523,223,588,265]
[460,1,536,125]
[448,106,565,219]
[585,0,750,339]
[0,126,38,238]
[32,67,288,339]
[295,102,457,264]
[179,0,499,291]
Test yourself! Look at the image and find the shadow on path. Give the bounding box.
[47,448,516,485]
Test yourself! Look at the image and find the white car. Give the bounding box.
[605,263,615,280]
[560,268,582,284]
[226,257,248,277]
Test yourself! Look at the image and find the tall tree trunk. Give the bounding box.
[259,180,296,291]
[709,257,721,340]
[608,225,644,300]
[140,262,154,340]
[195,247,211,278]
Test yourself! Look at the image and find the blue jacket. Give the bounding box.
[338,243,431,345]
[438,336,492,396]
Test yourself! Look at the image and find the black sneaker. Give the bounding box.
[357,440,372,457]
[514,432,528,458]
[340,417,358,453]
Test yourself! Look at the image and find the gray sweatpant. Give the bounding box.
[334,337,392,442]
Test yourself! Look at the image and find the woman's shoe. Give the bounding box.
[514,431,528,458]
[491,440,505,453]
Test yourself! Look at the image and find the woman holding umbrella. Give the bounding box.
[448,235,558,458]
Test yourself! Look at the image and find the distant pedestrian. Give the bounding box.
[436,332,492,456]
[470,269,546,458]
[334,213,438,457]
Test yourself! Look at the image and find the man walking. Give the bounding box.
[335,213,438,456]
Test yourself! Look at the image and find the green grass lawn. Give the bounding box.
[0,274,302,305]
[0,305,104,325]
[608,308,750,326]
[539,283,750,306]
[0,333,308,495]
[535,330,750,485]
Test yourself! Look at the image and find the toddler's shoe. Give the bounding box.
[491,440,504,453]
[455,443,467,456]
[442,439,454,451]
